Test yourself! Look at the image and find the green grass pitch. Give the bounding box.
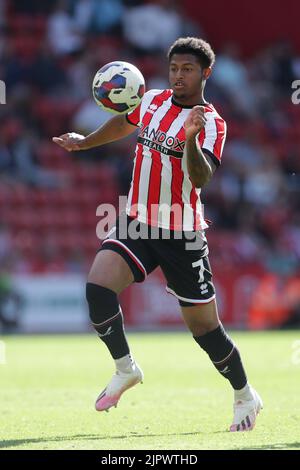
[0,331,299,450]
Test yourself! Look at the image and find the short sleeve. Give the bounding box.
[126,103,142,127]
[199,114,227,167]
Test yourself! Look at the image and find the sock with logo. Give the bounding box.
[193,325,247,390]
[94,307,130,360]
[86,283,130,360]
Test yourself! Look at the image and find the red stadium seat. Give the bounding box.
[6,210,38,230]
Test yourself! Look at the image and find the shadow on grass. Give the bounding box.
[238,442,300,450]
[2,434,299,450]
[0,432,202,449]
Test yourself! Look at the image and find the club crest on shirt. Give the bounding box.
[147,104,159,114]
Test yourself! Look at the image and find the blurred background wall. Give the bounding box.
[0,0,299,333]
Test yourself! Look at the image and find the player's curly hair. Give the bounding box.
[168,37,215,69]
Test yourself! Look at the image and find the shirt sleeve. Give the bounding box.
[126,103,142,127]
[199,114,227,167]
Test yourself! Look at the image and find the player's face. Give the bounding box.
[169,53,210,103]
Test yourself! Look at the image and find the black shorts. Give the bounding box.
[99,213,215,307]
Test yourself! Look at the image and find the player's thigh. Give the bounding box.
[153,235,220,335]
[87,249,134,294]
[181,298,220,336]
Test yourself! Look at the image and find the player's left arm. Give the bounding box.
[185,106,224,188]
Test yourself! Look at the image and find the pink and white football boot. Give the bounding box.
[230,387,263,432]
[95,363,143,412]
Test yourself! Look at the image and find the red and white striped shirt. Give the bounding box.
[125,89,226,231]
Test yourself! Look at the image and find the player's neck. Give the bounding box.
[172,92,208,108]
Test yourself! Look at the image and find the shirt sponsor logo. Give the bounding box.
[137,124,185,158]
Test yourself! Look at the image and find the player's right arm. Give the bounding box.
[52,114,137,152]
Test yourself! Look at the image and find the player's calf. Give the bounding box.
[194,324,247,390]
[86,282,143,412]
[86,282,130,359]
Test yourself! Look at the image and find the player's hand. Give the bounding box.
[52,132,87,152]
[184,106,207,139]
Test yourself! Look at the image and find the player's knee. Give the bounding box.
[86,282,119,325]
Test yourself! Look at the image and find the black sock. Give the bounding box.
[86,283,130,360]
[194,325,247,390]
[93,308,130,360]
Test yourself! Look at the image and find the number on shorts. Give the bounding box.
[192,258,205,283]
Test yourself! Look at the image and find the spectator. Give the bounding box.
[72,98,110,134]
[73,0,124,35]
[27,42,67,93]
[10,0,53,14]
[271,40,296,97]
[12,127,67,188]
[0,0,298,330]
[122,0,184,54]
[0,0,6,27]
[212,43,257,116]
[0,224,12,263]
[47,0,83,56]
[0,269,22,334]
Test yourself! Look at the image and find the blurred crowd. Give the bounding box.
[0,0,299,327]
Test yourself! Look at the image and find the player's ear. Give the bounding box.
[202,67,212,80]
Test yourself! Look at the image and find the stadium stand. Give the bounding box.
[0,0,299,328]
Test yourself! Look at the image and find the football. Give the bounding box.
[92,61,145,114]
